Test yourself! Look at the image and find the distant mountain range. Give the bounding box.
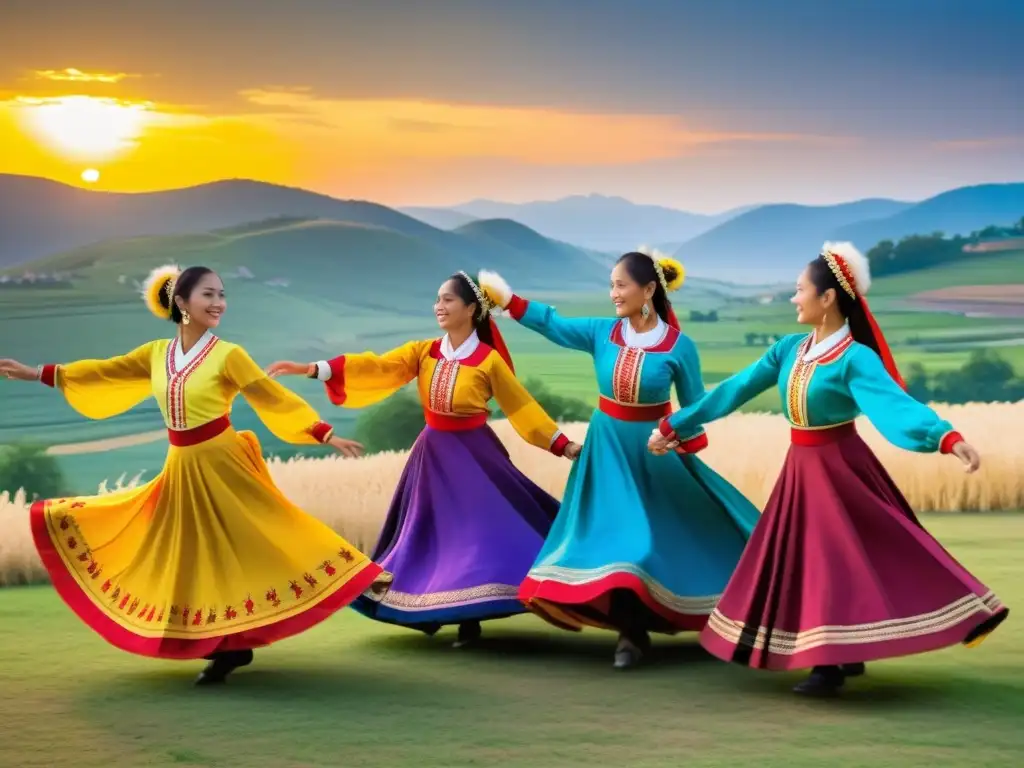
[3,173,1022,284]
[401,194,757,252]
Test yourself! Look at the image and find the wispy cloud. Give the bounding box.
[32,67,138,84]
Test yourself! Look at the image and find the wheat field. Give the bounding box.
[2,402,1022,587]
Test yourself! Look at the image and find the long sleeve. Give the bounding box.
[506,295,603,355]
[845,345,963,454]
[224,346,334,445]
[661,335,797,442]
[488,354,570,456]
[668,336,710,452]
[313,340,426,408]
[40,341,156,420]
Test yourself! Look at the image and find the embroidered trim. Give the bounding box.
[370,582,521,610]
[165,335,219,430]
[427,358,460,413]
[47,501,367,637]
[611,347,645,403]
[706,592,1004,655]
[527,563,720,615]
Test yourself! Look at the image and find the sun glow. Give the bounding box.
[81,168,100,183]
[16,95,155,160]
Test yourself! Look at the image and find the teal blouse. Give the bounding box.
[665,332,959,453]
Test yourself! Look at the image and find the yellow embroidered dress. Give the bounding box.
[314,332,567,629]
[31,331,390,659]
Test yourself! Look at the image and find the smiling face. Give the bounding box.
[791,266,833,326]
[177,271,226,330]
[609,261,654,319]
[434,278,476,332]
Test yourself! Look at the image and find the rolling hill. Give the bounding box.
[0,174,450,268]
[833,183,1024,249]
[399,206,479,230]
[445,194,756,252]
[673,198,913,282]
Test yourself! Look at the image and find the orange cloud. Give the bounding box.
[32,68,138,84]
[931,136,1024,151]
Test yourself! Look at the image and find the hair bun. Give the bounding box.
[141,264,182,320]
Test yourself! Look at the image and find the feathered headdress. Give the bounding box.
[637,245,686,293]
[819,241,904,389]
[141,264,181,320]
[456,270,515,372]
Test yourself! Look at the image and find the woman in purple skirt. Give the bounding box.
[649,241,1008,696]
[268,272,581,647]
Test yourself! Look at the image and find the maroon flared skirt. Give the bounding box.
[699,422,1008,671]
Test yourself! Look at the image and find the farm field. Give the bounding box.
[0,513,1020,768]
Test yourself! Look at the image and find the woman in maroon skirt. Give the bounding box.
[648,241,1008,696]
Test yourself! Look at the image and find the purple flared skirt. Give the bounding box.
[353,424,560,631]
[699,422,1008,671]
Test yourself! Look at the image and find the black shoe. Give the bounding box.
[613,632,650,670]
[195,649,254,686]
[840,662,866,677]
[453,621,482,649]
[793,665,845,697]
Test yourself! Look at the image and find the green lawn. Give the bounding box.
[0,514,1020,767]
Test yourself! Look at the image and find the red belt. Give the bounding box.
[424,410,488,431]
[598,396,672,422]
[790,421,856,446]
[167,415,232,446]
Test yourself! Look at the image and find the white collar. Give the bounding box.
[440,330,480,361]
[621,316,667,349]
[804,324,851,362]
[174,329,215,369]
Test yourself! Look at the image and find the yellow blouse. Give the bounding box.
[315,335,567,453]
[42,331,333,445]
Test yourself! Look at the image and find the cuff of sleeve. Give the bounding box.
[507,295,528,321]
[550,431,570,457]
[310,422,334,444]
[939,430,964,455]
[323,356,347,405]
[677,430,708,454]
[40,364,57,388]
[311,361,331,380]
[658,417,677,439]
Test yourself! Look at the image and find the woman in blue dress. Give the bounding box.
[649,241,1008,696]
[478,251,761,669]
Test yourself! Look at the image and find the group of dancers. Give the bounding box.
[0,240,1008,697]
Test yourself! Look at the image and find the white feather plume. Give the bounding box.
[477,269,513,309]
[635,244,671,261]
[821,241,871,296]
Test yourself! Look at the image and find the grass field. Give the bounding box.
[0,513,1020,768]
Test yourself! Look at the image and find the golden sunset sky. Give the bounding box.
[2,1,1022,210]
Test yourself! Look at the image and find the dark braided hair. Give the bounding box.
[805,257,882,359]
[157,266,215,324]
[448,272,496,348]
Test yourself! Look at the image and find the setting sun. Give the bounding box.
[15,95,154,161]
[81,168,100,183]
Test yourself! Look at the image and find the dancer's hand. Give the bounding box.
[0,359,38,381]
[266,360,311,379]
[328,435,365,459]
[564,441,583,460]
[647,428,679,456]
[952,441,981,474]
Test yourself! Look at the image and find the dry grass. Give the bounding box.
[2,402,1022,586]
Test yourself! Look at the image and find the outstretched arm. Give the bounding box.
[662,336,710,453]
[1,342,156,420]
[845,346,965,454]
[488,354,573,457]
[656,336,794,450]
[224,346,337,446]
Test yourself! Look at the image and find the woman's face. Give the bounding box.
[178,272,226,329]
[791,267,831,327]
[434,279,475,331]
[609,262,653,318]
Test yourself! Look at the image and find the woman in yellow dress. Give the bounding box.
[0,264,391,686]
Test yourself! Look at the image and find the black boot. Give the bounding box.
[841,662,866,677]
[195,649,254,686]
[613,630,651,670]
[793,665,845,696]
[453,621,482,649]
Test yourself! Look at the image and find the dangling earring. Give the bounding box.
[640,303,650,320]
[182,309,191,326]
